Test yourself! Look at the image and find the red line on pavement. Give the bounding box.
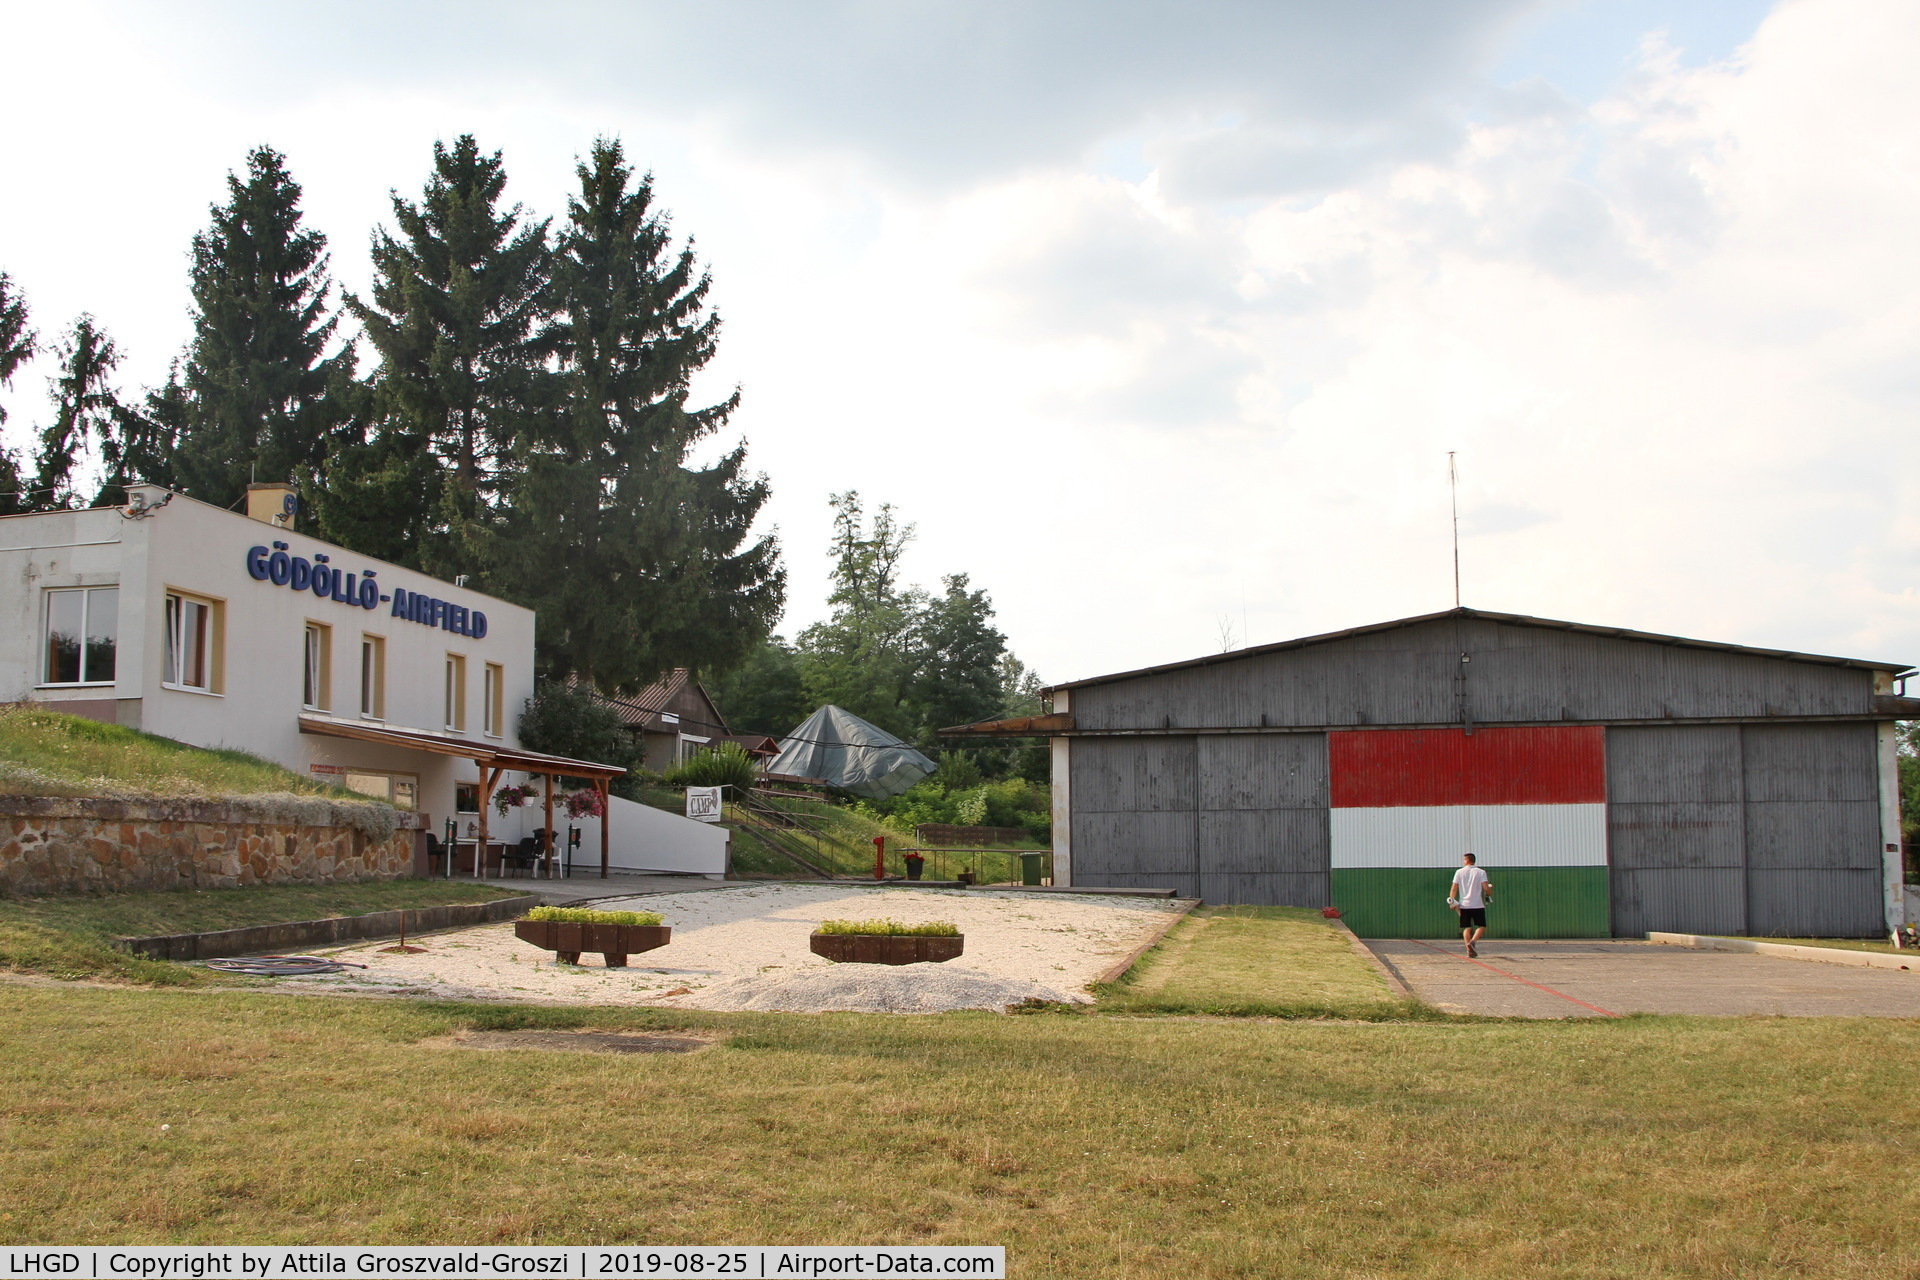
[1406,939,1621,1017]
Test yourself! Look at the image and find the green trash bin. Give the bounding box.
[1020,852,1045,886]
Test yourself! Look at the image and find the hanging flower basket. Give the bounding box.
[565,788,606,819]
[493,783,537,816]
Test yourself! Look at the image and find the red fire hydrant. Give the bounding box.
[873,835,887,881]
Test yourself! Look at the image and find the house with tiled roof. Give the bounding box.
[597,668,733,773]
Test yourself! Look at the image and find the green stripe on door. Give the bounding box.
[1331,866,1610,939]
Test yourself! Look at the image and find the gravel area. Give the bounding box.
[316,883,1189,1013]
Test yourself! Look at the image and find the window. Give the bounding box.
[42,587,117,685]
[444,653,467,731]
[483,663,504,736]
[342,770,418,811]
[164,591,222,692]
[455,782,479,814]
[360,634,386,719]
[302,623,331,711]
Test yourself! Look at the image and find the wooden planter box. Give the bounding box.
[514,920,671,968]
[809,932,964,965]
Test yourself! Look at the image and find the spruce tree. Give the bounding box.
[0,273,35,515]
[28,316,120,511]
[171,147,350,507]
[505,137,783,690]
[96,366,186,506]
[331,135,550,577]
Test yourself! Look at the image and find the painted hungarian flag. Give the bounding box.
[1327,726,1610,938]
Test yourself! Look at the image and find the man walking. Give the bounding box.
[1452,852,1492,957]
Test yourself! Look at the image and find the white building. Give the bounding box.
[1,482,726,878]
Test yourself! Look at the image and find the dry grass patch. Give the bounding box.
[0,987,1916,1277]
[1100,904,1417,1018]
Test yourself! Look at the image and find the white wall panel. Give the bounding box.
[1331,803,1608,868]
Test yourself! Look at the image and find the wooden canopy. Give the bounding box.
[298,715,626,878]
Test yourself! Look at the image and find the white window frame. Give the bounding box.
[302,622,331,711]
[40,586,118,687]
[163,590,220,694]
[444,653,467,732]
[483,662,504,737]
[360,634,386,720]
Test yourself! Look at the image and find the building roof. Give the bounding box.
[1044,606,1914,694]
[298,714,628,778]
[594,669,732,736]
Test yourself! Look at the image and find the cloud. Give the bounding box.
[13,0,1920,685]
[107,0,1543,190]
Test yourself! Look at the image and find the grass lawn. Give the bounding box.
[1100,904,1417,1019]
[0,705,372,802]
[0,986,1915,1277]
[0,882,520,985]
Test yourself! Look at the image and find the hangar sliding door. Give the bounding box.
[1329,727,1611,939]
[1069,736,1199,899]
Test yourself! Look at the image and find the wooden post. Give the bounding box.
[477,764,501,880]
[542,773,555,879]
[598,778,610,879]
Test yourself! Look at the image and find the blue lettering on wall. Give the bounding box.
[245,546,486,635]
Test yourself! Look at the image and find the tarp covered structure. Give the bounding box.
[766,705,937,799]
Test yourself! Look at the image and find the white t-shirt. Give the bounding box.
[1452,865,1489,909]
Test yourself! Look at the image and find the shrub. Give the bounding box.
[815,917,959,937]
[664,741,761,791]
[522,906,664,927]
[517,684,638,784]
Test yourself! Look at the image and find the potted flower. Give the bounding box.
[902,852,926,881]
[514,906,669,968]
[809,918,964,966]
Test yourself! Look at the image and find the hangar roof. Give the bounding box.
[1044,607,1914,694]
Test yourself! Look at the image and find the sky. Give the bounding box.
[4,0,1915,684]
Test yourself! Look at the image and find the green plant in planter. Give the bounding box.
[522,906,665,927]
[815,917,959,937]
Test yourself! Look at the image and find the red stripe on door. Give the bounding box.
[1329,726,1605,808]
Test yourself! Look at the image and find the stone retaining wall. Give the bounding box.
[0,795,427,896]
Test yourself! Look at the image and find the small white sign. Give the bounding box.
[685,786,724,822]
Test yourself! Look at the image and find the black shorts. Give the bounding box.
[1458,907,1487,929]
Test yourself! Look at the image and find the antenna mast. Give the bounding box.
[1448,451,1461,609]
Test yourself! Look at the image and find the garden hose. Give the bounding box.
[201,955,369,977]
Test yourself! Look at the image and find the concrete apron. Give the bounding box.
[1365,938,1920,1019]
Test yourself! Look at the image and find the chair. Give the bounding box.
[425,832,449,874]
[502,837,540,879]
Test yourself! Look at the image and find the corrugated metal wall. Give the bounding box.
[1071,616,1877,732]
[1063,619,1890,936]
[1606,726,1747,936]
[1741,723,1884,937]
[1069,734,1329,905]
[1606,723,1884,937]
[1196,735,1329,906]
[1070,737,1197,899]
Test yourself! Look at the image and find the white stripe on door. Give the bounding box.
[1330,803,1608,869]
